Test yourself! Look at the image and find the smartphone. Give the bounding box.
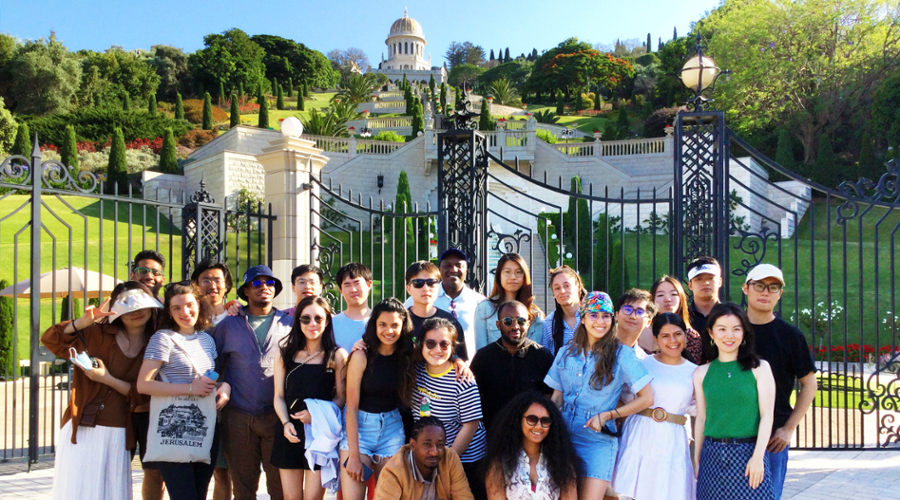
[343,458,374,482]
[204,369,219,381]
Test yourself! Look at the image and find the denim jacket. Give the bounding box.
[211,307,292,416]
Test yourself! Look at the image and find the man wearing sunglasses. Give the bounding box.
[130,250,166,298]
[470,301,553,429]
[405,261,468,359]
[614,289,657,360]
[212,265,293,500]
[742,264,816,500]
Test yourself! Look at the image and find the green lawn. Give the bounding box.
[790,372,900,409]
[238,92,336,130]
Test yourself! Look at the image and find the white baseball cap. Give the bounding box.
[687,263,721,281]
[745,264,785,286]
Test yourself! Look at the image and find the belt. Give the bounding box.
[704,436,757,444]
[636,407,687,426]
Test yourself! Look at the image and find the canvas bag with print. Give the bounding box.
[143,333,217,463]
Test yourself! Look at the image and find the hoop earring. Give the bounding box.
[710,339,716,347]
[741,339,746,346]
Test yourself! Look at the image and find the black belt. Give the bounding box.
[705,436,757,444]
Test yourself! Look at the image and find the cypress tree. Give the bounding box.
[412,98,425,137]
[575,90,585,111]
[617,104,630,132]
[239,82,245,98]
[775,129,795,169]
[429,74,435,93]
[159,128,177,174]
[402,73,408,89]
[440,83,447,112]
[148,94,157,117]
[0,279,14,376]
[303,83,309,98]
[287,78,293,98]
[175,93,184,120]
[647,33,652,53]
[60,124,79,169]
[858,130,879,179]
[202,92,213,130]
[658,37,663,51]
[217,81,225,105]
[478,95,493,131]
[123,94,132,111]
[230,92,240,128]
[271,77,277,96]
[490,49,495,61]
[504,47,510,63]
[594,90,603,111]
[816,134,836,184]
[297,88,305,110]
[673,26,678,40]
[555,90,565,115]
[257,90,269,129]
[106,128,127,195]
[277,85,285,110]
[11,121,30,156]
[60,296,82,322]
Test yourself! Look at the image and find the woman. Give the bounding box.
[612,312,697,500]
[540,266,585,355]
[638,276,703,363]
[412,317,488,497]
[484,391,578,500]
[693,303,776,500]
[137,283,224,500]
[475,253,544,349]
[543,291,654,499]
[41,281,162,500]
[341,298,416,500]
[272,296,348,500]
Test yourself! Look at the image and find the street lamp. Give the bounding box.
[360,127,372,138]
[560,124,576,144]
[679,32,730,112]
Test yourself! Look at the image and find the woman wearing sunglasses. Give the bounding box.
[412,317,489,499]
[544,292,654,500]
[484,391,578,500]
[612,313,698,500]
[41,281,162,500]
[475,253,544,350]
[272,296,348,500]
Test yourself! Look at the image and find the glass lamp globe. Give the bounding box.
[281,117,304,138]
[681,55,718,91]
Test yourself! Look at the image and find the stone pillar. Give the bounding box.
[255,135,330,310]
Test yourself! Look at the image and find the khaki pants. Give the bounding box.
[222,406,284,500]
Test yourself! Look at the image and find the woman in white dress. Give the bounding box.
[612,312,697,500]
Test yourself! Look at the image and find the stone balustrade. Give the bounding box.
[302,134,405,157]
[553,142,595,157]
[365,116,413,128]
[601,138,666,156]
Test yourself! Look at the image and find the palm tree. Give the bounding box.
[328,98,362,123]
[334,73,379,105]
[533,109,560,124]
[488,77,522,106]
[301,108,348,137]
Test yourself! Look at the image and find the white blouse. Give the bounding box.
[506,451,559,500]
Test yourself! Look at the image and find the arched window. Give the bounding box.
[393,43,396,56]
[405,42,408,54]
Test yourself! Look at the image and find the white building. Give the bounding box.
[375,9,447,86]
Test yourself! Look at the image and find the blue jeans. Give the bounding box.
[767,445,789,500]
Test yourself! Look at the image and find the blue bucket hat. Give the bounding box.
[238,265,283,301]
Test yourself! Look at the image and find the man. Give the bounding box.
[470,301,553,429]
[213,265,293,500]
[375,417,474,500]
[405,261,467,359]
[405,249,485,354]
[284,264,323,317]
[686,256,722,361]
[332,262,373,351]
[614,289,657,359]
[129,249,166,298]
[743,264,817,500]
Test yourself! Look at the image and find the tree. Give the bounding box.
[488,77,521,106]
[60,296,82,323]
[564,177,592,276]
[448,64,484,89]
[122,94,132,112]
[271,77,277,96]
[147,45,190,100]
[276,85,285,110]
[0,279,14,376]
[257,90,269,129]
[202,92,213,130]
[175,92,184,120]
[287,77,293,97]
[647,33,652,53]
[252,35,339,91]
[556,91,565,115]
[575,90,585,111]
[478,60,534,89]
[230,92,240,127]
[775,128,795,170]
[297,86,305,110]
[478,95,493,131]
[148,94,157,117]
[673,26,677,40]
[11,121,30,156]
[60,124,78,169]
[504,48,510,63]
[429,74,435,93]
[106,128,127,195]
[490,49,495,61]
[705,0,900,164]
[440,83,447,112]
[327,48,371,81]
[190,28,269,103]
[218,81,225,105]
[872,72,900,150]
[593,89,603,111]
[159,127,177,174]
[857,130,880,180]
[445,42,485,68]
[6,34,81,115]
[301,108,347,137]
[411,98,425,137]
[334,73,379,105]
[81,47,161,105]
[617,104,630,133]
[0,97,18,153]
[816,133,837,184]
[526,38,634,99]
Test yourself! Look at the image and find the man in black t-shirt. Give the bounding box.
[743,264,817,500]
[470,301,554,429]
[686,256,722,363]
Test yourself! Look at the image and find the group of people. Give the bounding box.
[43,247,817,500]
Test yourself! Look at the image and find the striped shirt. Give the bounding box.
[144,329,217,384]
[412,363,487,462]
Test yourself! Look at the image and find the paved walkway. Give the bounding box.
[0,450,898,499]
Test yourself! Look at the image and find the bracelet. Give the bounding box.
[614,409,622,419]
[283,420,290,426]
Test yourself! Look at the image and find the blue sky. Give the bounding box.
[0,0,722,65]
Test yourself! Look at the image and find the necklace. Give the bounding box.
[723,361,735,378]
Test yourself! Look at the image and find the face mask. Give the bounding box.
[69,347,97,371]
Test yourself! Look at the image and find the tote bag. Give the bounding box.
[143,334,217,463]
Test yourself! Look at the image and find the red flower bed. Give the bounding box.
[813,344,897,363]
[574,110,612,116]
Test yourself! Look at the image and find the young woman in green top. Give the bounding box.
[692,303,776,500]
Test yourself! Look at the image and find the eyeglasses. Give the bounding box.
[251,279,276,288]
[299,315,326,325]
[501,316,528,327]
[523,415,552,427]
[133,266,163,277]
[410,278,440,289]
[295,278,320,287]
[424,339,452,351]
[619,304,646,317]
[748,281,783,293]
[200,278,225,287]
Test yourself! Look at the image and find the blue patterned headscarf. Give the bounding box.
[580,291,613,317]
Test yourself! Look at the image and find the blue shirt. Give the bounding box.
[544,343,652,415]
[331,312,368,352]
[541,310,581,354]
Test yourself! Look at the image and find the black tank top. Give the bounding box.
[283,352,337,415]
[359,350,401,413]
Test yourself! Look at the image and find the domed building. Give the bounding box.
[375,9,447,85]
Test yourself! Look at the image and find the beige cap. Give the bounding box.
[745,264,784,286]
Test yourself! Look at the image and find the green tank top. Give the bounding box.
[702,359,760,439]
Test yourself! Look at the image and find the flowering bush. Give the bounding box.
[882,311,900,339]
[791,301,844,339]
[41,147,160,175]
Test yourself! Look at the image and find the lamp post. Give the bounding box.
[360,127,372,138]
[560,124,576,144]
[679,32,730,112]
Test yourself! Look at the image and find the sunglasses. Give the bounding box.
[133,266,163,277]
[251,279,276,288]
[424,338,452,351]
[299,315,326,325]
[410,278,440,289]
[523,414,552,427]
[501,316,528,327]
[619,304,646,317]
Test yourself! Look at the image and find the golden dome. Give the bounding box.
[389,9,423,37]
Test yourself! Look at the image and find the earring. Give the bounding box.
[710,339,716,347]
[741,339,746,346]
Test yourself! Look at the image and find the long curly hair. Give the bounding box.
[483,391,579,494]
[487,253,542,320]
[567,311,619,390]
[360,298,416,406]
[159,282,213,333]
[281,296,338,370]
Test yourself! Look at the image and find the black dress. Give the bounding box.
[270,354,337,470]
